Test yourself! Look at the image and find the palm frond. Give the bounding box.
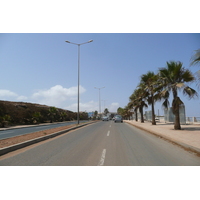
[190,49,200,66]
[195,70,200,90]
[182,69,195,82]
[183,86,198,99]
[162,98,170,109]
[176,82,185,88]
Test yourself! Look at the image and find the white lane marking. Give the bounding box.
[98,149,106,166]
[109,125,111,128]
[107,131,110,136]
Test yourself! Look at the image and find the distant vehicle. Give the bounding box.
[114,115,123,123]
[102,116,109,121]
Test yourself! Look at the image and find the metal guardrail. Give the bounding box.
[156,116,200,124]
[136,115,200,125]
[186,117,200,124]
[143,107,200,125]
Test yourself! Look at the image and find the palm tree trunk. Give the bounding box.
[172,90,181,130]
[174,109,181,130]
[140,106,144,123]
[151,96,156,125]
[135,109,138,121]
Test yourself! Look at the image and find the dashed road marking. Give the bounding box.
[98,149,106,166]
[107,131,110,136]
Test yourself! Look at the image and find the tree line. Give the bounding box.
[117,49,200,130]
[0,101,88,128]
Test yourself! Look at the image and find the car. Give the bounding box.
[102,116,109,121]
[114,115,123,123]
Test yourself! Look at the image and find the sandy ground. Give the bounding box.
[0,124,76,148]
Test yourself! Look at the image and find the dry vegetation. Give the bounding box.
[0,100,88,127]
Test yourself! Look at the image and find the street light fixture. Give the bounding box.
[94,87,105,118]
[65,39,93,125]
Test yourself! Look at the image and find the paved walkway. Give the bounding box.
[124,120,200,156]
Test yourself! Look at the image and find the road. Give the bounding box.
[0,121,88,140]
[0,121,200,166]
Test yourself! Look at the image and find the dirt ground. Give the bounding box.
[0,124,76,148]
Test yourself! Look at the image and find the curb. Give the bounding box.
[125,121,200,157]
[0,121,97,156]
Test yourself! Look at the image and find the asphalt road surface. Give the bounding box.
[0,121,88,140]
[0,121,200,166]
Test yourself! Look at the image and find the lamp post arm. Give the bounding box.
[65,40,93,46]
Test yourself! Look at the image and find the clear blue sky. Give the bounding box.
[0,33,199,116]
[1,1,200,197]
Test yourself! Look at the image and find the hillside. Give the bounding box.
[0,100,88,127]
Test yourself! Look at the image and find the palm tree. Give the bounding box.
[0,114,11,127]
[127,101,134,120]
[93,110,98,119]
[32,112,42,124]
[117,107,124,115]
[190,49,200,66]
[48,107,57,123]
[137,86,148,123]
[104,108,109,116]
[129,91,139,121]
[123,106,132,120]
[159,61,198,130]
[190,49,200,90]
[130,87,148,123]
[60,112,67,121]
[139,71,161,125]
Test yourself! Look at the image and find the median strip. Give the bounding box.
[0,121,97,156]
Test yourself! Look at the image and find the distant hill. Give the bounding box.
[0,100,88,127]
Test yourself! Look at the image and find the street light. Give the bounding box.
[94,87,105,118]
[65,40,93,125]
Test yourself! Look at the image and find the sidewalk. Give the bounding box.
[124,120,200,156]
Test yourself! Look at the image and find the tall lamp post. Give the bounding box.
[65,40,93,125]
[94,87,105,118]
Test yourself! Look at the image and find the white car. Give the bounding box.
[114,115,123,123]
[102,116,109,121]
